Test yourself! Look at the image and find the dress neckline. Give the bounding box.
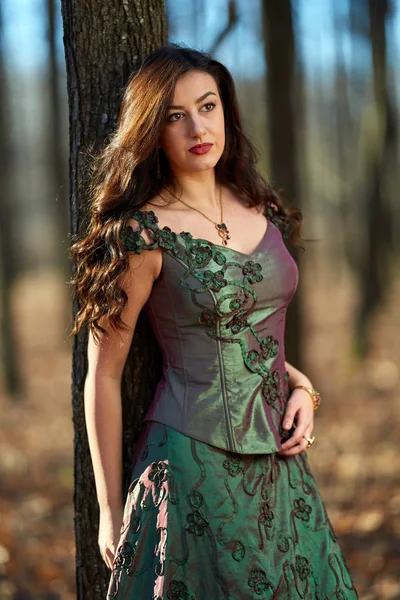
[136,209,273,259]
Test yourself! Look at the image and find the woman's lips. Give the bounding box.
[189,143,213,155]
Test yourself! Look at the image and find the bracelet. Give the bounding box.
[293,385,321,411]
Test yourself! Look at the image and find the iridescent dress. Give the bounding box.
[106,207,358,599]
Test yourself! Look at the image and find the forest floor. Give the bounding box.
[0,262,399,600]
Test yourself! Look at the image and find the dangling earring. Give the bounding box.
[156,149,161,179]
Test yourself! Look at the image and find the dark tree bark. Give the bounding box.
[262,0,303,369]
[0,6,22,398]
[61,2,167,597]
[356,0,397,354]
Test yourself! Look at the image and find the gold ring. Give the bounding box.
[303,436,315,448]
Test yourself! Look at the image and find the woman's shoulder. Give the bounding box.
[123,200,165,254]
[128,195,176,226]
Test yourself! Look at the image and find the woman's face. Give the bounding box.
[159,70,225,176]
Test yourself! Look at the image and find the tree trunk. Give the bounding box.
[61,2,167,597]
[355,0,396,355]
[262,0,303,369]
[0,6,22,399]
[46,0,70,328]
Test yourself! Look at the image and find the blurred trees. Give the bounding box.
[209,0,238,55]
[61,0,167,596]
[262,0,303,369]
[46,0,70,295]
[0,6,22,398]
[355,0,397,354]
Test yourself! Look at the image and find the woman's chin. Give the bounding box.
[185,156,220,172]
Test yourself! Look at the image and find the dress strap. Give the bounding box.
[266,204,290,240]
[121,210,160,254]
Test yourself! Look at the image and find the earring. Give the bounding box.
[156,149,161,179]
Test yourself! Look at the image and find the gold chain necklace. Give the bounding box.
[164,184,231,246]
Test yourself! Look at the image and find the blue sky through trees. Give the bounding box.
[2,0,400,81]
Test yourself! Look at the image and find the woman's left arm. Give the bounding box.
[285,360,313,389]
[278,361,315,456]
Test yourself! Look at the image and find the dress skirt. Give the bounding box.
[107,420,358,600]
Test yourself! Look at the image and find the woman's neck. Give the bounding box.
[167,168,221,212]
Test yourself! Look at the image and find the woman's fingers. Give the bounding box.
[279,424,314,456]
[279,436,309,456]
[108,550,115,570]
[100,544,116,570]
[281,401,298,432]
[279,390,314,454]
[280,414,308,451]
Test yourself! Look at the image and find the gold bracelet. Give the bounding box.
[293,385,321,411]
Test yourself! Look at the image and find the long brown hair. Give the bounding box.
[69,43,303,342]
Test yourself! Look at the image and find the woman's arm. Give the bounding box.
[285,360,313,390]
[84,242,162,568]
[278,361,315,457]
[84,371,124,513]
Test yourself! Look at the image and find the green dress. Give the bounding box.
[106,208,358,599]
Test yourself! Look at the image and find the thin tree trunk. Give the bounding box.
[46,0,70,327]
[262,0,303,369]
[0,7,22,399]
[61,2,167,596]
[333,1,354,269]
[356,0,396,354]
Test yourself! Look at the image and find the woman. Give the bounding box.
[70,44,358,599]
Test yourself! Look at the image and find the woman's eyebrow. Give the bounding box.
[167,91,217,110]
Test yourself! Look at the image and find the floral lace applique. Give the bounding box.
[114,541,136,576]
[277,534,290,553]
[295,555,312,580]
[222,454,243,477]
[121,210,160,253]
[108,541,136,597]
[231,540,246,562]
[259,500,274,529]
[185,509,209,537]
[148,461,168,487]
[248,568,275,595]
[294,497,313,522]
[166,580,196,600]
[266,203,291,240]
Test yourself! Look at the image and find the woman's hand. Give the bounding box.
[278,387,314,457]
[98,505,124,570]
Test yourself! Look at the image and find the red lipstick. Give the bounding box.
[189,143,213,155]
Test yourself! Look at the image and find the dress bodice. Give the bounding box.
[121,207,299,454]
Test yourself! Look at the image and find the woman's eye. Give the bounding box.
[167,112,183,122]
[201,102,216,112]
[167,102,216,122]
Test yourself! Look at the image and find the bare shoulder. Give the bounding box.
[128,194,176,225]
[137,193,185,235]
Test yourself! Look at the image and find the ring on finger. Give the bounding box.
[303,435,315,448]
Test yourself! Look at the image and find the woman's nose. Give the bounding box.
[188,115,206,138]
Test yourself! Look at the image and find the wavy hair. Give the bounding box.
[68,43,303,342]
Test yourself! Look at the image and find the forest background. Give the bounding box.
[0,0,399,598]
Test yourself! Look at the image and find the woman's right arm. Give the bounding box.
[84,240,162,569]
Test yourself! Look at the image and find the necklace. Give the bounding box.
[164,184,231,246]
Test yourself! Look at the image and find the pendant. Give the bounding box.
[215,222,231,246]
